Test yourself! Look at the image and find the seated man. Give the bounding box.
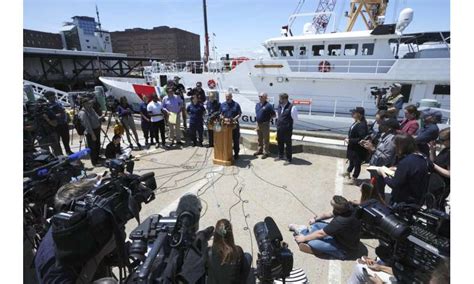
[290,195,361,260]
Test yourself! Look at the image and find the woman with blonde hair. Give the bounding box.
[207,219,252,284]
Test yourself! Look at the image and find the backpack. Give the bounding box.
[73,113,85,136]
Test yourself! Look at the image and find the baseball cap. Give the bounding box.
[174,76,181,80]
[390,83,402,89]
[420,108,442,123]
[350,107,365,116]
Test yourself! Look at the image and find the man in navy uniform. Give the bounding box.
[206,91,221,147]
[254,92,276,159]
[187,95,206,146]
[276,93,298,165]
[220,92,242,159]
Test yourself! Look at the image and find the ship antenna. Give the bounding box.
[202,0,210,71]
[96,4,103,37]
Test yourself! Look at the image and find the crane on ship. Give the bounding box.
[287,0,391,35]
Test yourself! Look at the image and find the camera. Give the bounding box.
[106,95,120,112]
[50,169,156,271]
[370,87,388,97]
[356,200,450,283]
[254,217,293,283]
[125,194,212,283]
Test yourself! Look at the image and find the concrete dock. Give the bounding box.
[63,125,380,284]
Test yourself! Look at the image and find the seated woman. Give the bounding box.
[427,127,450,211]
[377,134,431,205]
[399,105,420,136]
[105,134,134,173]
[207,219,252,284]
[351,182,386,206]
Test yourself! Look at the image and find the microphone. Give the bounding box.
[67,148,91,161]
[264,216,283,242]
[172,194,202,247]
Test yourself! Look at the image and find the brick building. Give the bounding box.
[24,29,63,49]
[110,26,200,62]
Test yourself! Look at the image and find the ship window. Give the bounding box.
[433,85,450,95]
[278,46,294,57]
[267,48,273,57]
[312,45,325,56]
[344,44,358,56]
[299,46,307,56]
[362,43,375,55]
[328,44,341,56]
[267,47,277,57]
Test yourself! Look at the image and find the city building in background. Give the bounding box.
[110,26,200,62]
[23,29,63,49]
[60,16,113,53]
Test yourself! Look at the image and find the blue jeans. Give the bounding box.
[300,222,347,260]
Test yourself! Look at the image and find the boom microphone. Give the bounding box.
[36,148,91,177]
[172,194,202,247]
[265,216,283,242]
[67,148,91,161]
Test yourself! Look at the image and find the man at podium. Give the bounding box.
[220,92,242,159]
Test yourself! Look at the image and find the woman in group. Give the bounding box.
[377,134,431,205]
[117,96,142,149]
[207,219,252,284]
[427,127,450,210]
[399,105,420,136]
[343,107,369,185]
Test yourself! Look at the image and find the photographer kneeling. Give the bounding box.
[105,134,134,174]
[289,195,362,260]
[207,219,252,284]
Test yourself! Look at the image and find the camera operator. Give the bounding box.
[415,108,441,157]
[34,98,63,156]
[45,91,73,155]
[207,219,253,284]
[289,195,362,260]
[191,81,207,104]
[105,134,135,175]
[376,134,432,205]
[360,118,399,197]
[78,98,104,166]
[376,83,404,116]
[34,179,101,283]
[172,77,188,130]
[118,96,142,150]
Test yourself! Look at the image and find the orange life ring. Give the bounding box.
[207,79,217,89]
[318,61,331,72]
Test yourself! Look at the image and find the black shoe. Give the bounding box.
[261,153,269,159]
[150,141,156,145]
[253,151,263,156]
[177,141,184,146]
[198,142,203,147]
[233,154,239,160]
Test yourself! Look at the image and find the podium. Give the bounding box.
[213,122,235,166]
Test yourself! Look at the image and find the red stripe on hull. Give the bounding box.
[132,84,157,101]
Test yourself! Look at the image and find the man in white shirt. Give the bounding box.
[147,94,168,149]
[276,93,298,165]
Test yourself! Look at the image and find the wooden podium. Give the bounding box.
[213,122,235,166]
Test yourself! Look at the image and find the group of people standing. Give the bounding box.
[343,83,450,209]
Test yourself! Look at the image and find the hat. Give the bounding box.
[174,76,181,80]
[380,117,400,130]
[390,83,402,89]
[420,108,442,123]
[350,107,365,116]
[196,81,202,87]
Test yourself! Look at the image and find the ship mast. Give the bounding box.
[202,0,210,69]
[345,0,388,31]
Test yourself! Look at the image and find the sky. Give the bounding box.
[23,0,450,59]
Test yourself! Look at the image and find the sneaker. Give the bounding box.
[341,172,351,178]
[288,224,307,235]
[253,151,263,156]
[261,153,269,159]
[275,156,285,161]
[284,160,292,166]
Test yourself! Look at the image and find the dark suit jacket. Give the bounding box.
[347,120,369,160]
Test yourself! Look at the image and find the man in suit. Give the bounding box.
[276,93,298,165]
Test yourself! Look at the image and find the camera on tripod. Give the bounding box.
[254,216,294,283]
[356,200,450,283]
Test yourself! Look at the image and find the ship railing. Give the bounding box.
[23,80,71,106]
[287,58,396,74]
[153,60,252,74]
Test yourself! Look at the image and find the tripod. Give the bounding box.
[101,109,140,149]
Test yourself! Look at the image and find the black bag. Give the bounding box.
[73,114,85,136]
[424,171,448,211]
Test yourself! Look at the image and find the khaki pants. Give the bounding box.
[257,121,270,154]
[168,113,182,142]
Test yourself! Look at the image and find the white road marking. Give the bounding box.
[158,166,224,216]
[328,158,344,284]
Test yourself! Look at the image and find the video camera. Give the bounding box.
[253,217,293,283]
[370,87,388,97]
[50,164,156,278]
[125,194,213,283]
[356,200,450,283]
